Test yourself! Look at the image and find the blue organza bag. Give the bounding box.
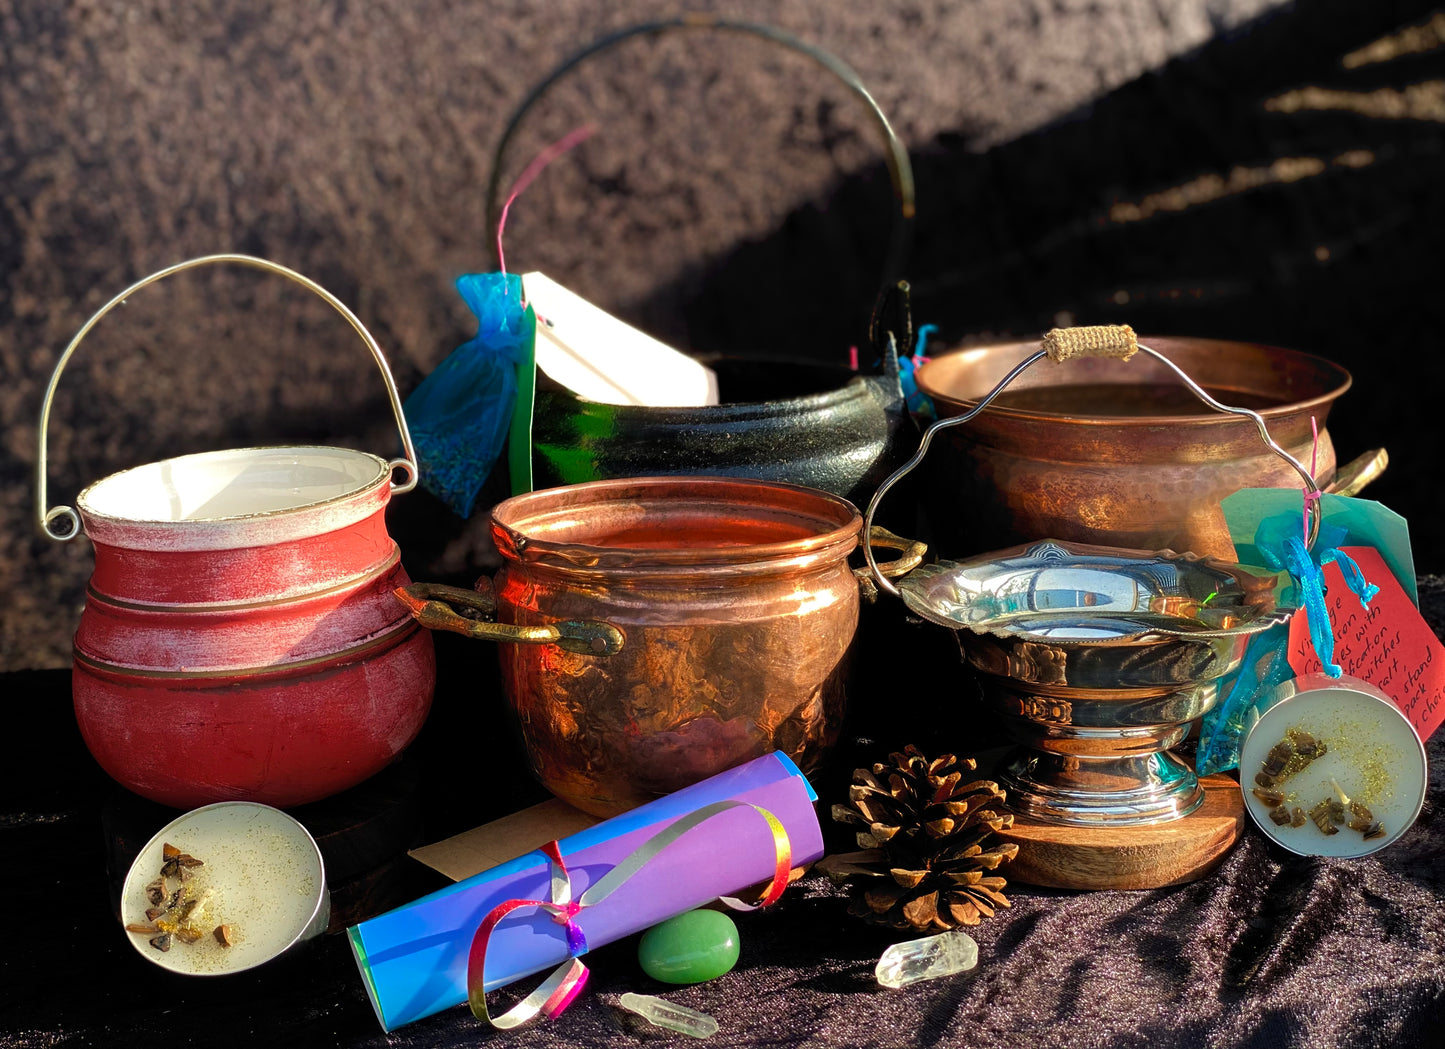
[403,273,531,517]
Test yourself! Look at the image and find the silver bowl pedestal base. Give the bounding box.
[999,745,1205,826]
[986,681,1220,828]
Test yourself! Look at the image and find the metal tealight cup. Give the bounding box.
[119,802,329,976]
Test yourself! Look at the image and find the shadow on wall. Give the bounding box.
[667,0,1445,559]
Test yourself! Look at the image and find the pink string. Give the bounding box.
[1304,414,1321,545]
[496,124,598,283]
[848,346,859,371]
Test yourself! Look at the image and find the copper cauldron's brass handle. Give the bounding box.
[868,526,927,579]
[863,324,1326,597]
[1324,448,1388,497]
[394,582,624,656]
[855,526,927,602]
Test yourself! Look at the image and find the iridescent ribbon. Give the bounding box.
[466,800,792,1029]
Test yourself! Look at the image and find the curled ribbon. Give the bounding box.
[1256,516,1378,678]
[466,800,792,1029]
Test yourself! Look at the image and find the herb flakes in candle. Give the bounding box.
[1254,727,1395,843]
[1308,800,1340,835]
[1253,786,1286,808]
[125,844,233,955]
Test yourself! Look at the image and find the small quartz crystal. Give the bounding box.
[875,930,979,989]
[618,992,718,1039]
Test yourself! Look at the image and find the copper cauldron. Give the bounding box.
[914,335,1355,560]
[398,477,922,817]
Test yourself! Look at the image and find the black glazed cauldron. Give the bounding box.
[490,17,920,509]
[529,352,914,508]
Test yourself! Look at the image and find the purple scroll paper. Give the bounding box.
[348,751,822,1031]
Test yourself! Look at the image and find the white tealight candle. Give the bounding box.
[1239,674,1427,858]
[120,802,328,975]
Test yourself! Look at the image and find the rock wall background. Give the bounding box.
[3,0,1443,670]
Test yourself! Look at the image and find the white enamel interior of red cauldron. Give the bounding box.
[80,447,386,521]
[75,447,393,551]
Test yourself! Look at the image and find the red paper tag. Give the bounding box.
[1287,545,1444,741]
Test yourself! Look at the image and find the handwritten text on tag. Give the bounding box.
[1287,546,1443,741]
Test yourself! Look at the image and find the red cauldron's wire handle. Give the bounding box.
[36,254,420,542]
[862,324,1324,596]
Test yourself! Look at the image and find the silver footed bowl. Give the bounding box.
[899,540,1298,827]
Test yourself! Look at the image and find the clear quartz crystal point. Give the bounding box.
[618,992,719,1038]
[875,930,979,989]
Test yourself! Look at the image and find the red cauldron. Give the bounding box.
[37,256,435,809]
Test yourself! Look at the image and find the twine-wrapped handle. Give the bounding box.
[1041,324,1139,362]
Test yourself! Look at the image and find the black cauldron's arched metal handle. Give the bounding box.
[485,14,915,297]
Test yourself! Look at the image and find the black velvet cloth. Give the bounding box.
[3,585,1443,1049]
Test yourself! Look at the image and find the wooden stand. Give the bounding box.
[996,773,1244,891]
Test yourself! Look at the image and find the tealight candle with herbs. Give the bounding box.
[1239,675,1427,858]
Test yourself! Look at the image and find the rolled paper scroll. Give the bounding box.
[347,752,822,1032]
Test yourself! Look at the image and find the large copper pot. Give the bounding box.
[398,477,921,817]
[914,335,1353,560]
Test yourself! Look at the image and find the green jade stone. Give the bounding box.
[638,909,740,985]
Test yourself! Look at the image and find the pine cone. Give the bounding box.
[817,745,1020,931]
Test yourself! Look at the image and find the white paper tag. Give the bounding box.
[522,272,719,407]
